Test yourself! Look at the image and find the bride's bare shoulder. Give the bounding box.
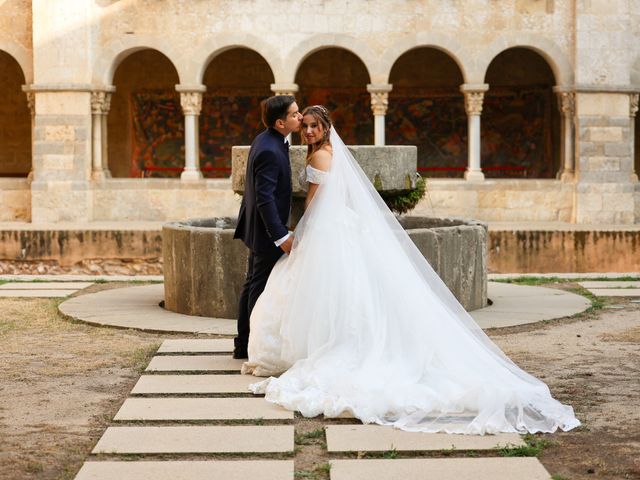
[309,147,332,171]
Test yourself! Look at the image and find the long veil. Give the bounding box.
[250,128,580,434]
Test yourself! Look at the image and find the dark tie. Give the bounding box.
[284,140,290,150]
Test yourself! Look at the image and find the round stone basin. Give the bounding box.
[163,216,487,319]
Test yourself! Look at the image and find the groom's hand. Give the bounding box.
[280,235,294,254]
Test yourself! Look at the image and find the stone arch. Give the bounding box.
[0,49,30,177]
[190,34,282,86]
[0,41,31,84]
[285,34,375,84]
[200,48,275,177]
[295,47,372,145]
[379,33,470,85]
[482,47,560,178]
[387,47,467,177]
[95,36,184,85]
[107,48,182,178]
[476,34,572,86]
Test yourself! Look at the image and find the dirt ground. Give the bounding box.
[0,282,638,480]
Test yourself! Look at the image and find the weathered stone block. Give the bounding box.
[588,126,623,143]
[577,93,629,117]
[42,154,74,170]
[232,145,417,196]
[44,125,75,142]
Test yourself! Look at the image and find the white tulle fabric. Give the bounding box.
[241,129,580,435]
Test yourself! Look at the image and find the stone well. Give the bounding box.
[163,216,487,319]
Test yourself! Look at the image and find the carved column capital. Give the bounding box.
[370,91,389,116]
[464,91,485,115]
[460,84,489,116]
[270,83,299,97]
[180,91,203,116]
[25,91,35,116]
[367,84,392,116]
[91,91,112,115]
[557,91,575,117]
[630,93,639,118]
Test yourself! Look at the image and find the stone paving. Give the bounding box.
[579,280,640,297]
[60,281,592,332]
[0,281,93,298]
[74,338,555,480]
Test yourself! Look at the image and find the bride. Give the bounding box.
[241,105,580,435]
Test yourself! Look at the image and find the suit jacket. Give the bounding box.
[234,128,291,253]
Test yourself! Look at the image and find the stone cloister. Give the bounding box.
[0,0,639,226]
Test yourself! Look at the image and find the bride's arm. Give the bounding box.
[304,149,332,210]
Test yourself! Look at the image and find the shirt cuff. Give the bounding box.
[274,232,291,247]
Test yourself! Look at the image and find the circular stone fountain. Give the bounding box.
[163,146,488,319]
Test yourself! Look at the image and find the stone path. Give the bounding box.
[579,280,640,297]
[0,281,93,298]
[74,338,555,480]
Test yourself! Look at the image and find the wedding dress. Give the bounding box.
[241,129,580,435]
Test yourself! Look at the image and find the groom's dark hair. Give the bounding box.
[261,95,295,128]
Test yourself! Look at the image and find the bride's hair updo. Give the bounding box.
[301,105,332,158]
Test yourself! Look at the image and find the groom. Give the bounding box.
[233,95,301,359]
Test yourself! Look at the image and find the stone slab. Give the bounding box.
[0,289,79,297]
[578,281,640,288]
[131,374,256,394]
[59,284,237,334]
[75,460,294,480]
[158,338,234,353]
[145,355,243,372]
[329,458,551,480]
[59,282,592,334]
[114,397,293,420]
[0,282,93,290]
[92,425,294,454]
[586,288,640,297]
[325,425,524,452]
[471,282,591,328]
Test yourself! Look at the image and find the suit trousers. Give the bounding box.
[235,247,284,350]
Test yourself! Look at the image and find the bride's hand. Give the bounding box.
[280,235,294,254]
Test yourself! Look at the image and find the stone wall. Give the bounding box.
[0,226,163,275]
[412,179,573,222]
[91,178,240,221]
[489,227,640,273]
[0,178,30,221]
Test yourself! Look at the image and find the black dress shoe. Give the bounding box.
[232,347,248,359]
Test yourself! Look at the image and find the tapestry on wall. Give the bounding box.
[130,90,268,178]
[386,87,553,178]
[298,88,373,146]
[130,91,184,178]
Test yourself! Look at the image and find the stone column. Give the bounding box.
[25,91,35,182]
[101,90,113,178]
[177,85,206,182]
[367,84,392,146]
[630,93,639,182]
[554,89,576,182]
[460,84,489,182]
[271,83,299,143]
[573,91,636,224]
[22,85,94,222]
[90,90,113,181]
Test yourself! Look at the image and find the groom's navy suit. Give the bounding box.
[234,127,291,353]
